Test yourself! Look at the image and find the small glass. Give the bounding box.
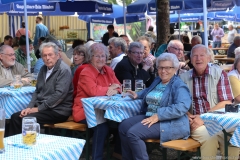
[135,79,144,92]
[31,73,38,87]
[22,117,40,145]
[122,79,131,93]
[0,108,5,153]
[11,75,23,89]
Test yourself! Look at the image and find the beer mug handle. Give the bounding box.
[35,123,40,136]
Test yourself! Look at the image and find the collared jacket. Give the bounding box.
[114,56,155,91]
[137,75,191,143]
[27,59,73,117]
[0,61,32,87]
[72,64,120,122]
[15,48,37,67]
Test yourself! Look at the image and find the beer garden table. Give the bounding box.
[200,112,240,160]
[0,87,35,119]
[81,94,143,128]
[0,134,85,160]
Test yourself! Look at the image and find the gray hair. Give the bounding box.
[108,37,127,53]
[190,44,211,57]
[39,42,59,56]
[128,42,144,53]
[234,36,240,42]
[233,55,240,70]
[0,45,12,54]
[167,39,182,48]
[87,43,109,62]
[156,52,179,69]
[136,36,151,48]
[73,45,88,64]
[234,47,240,56]
[191,35,202,44]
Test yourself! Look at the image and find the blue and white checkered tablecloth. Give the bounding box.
[201,113,240,147]
[0,87,35,119]
[0,134,85,160]
[81,94,143,128]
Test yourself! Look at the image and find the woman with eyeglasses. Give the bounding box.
[72,43,121,160]
[119,53,191,160]
[71,45,87,75]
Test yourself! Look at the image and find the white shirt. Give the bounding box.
[228,29,237,44]
[110,53,125,70]
[46,67,54,80]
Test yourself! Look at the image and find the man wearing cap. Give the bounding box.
[0,45,31,87]
[15,35,37,68]
[33,15,48,50]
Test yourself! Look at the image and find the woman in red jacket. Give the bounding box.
[73,43,121,160]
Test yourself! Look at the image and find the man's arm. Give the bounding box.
[33,25,39,46]
[219,29,225,37]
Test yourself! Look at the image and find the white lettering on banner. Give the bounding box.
[92,19,112,24]
[171,5,181,10]
[139,17,146,21]
[213,2,232,7]
[150,7,156,11]
[216,15,234,18]
[15,4,54,10]
[181,18,198,21]
[98,6,112,12]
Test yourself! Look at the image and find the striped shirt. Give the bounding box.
[191,66,233,115]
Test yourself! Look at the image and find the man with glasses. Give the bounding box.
[114,42,155,90]
[167,40,189,74]
[15,35,37,68]
[0,45,31,87]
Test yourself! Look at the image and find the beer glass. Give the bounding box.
[135,79,144,92]
[22,117,40,145]
[122,79,131,93]
[0,108,5,153]
[31,73,38,87]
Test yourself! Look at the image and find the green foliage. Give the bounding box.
[107,0,117,4]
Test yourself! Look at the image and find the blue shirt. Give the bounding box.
[145,82,167,116]
[34,58,44,73]
[33,23,48,46]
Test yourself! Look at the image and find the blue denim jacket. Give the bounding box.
[137,75,191,143]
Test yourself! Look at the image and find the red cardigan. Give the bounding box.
[72,64,89,98]
[72,64,120,122]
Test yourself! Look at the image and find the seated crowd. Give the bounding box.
[0,29,240,160]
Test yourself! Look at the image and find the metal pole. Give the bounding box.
[203,0,208,47]
[123,0,126,35]
[23,0,31,72]
[178,11,180,39]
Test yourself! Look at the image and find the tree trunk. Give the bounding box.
[156,0,170,49]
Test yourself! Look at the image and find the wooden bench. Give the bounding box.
[145,138,201,160]
[43,116,90,160]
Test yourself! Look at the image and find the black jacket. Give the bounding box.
[114,56,155,91]
[102,31,119,46]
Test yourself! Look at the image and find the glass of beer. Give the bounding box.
[22,117,40,145]
[135,79,144,92]
[31,73,38,87]
[0,108,5,153]
[122,79,131,93]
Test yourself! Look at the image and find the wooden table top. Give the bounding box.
[214,55,227,58]
[211,48,229,50]
[214,57,235,63]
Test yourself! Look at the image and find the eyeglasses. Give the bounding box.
[93,55,106,59]
[73,53,85,56]
[2,53,15,57]
[157,66,175,71]
[131,51,144,55]
[170,46,184,53]
[42,54,55,58]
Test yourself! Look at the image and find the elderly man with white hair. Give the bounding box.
[0,45,31,87]
[228,24,237,44]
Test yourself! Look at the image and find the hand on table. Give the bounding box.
[109,83,121,90]
[188,114,204,131]
[141,114,159,128]
[106,88,118,96]
[125,90,138,99]
[21,78,30,83]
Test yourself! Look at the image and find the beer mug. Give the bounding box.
[31,73,38,87]
[22,117,40,145]
[122,79,131,93]
[135,79,144,92]
[0,108,5,153]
